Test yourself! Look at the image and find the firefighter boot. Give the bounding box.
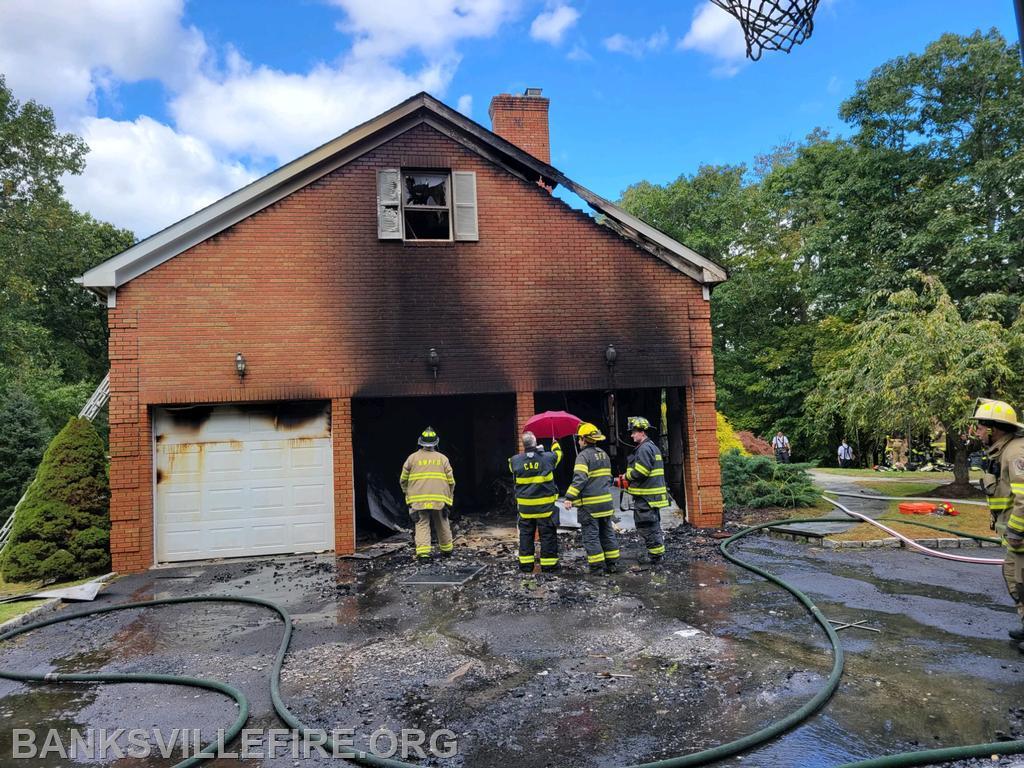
[605,560,621,574]
[588,563,605,575]
[1009,623,1024,642]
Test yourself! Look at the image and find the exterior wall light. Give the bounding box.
[605,344,617,371]
[427,347,440,380]
[235,352,246,379]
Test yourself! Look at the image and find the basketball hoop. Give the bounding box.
[710,0,821,61]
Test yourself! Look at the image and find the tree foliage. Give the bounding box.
[1,418,110,582]
[0,76,132,514]
[619,30,1024,468]
[0,389,49,524]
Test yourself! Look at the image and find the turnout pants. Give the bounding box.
[412,507,453,560]
[580,511,620,568]
[1004,553,1024,620]
[519,512,559,572]
[634,502,665,559]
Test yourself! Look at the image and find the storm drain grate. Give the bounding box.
[401,566,485,586]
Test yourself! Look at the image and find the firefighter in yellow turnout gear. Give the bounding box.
[624,416,669,564]
[564,423,620,574]
[971,399,1024,651]
[509,431,563,573]
[400,427,455,562]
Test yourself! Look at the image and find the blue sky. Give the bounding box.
[0,1,1017,237]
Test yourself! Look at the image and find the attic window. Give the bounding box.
[403,171,450,240]
[377,168,478,242]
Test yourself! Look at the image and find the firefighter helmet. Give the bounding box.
[576,422,606,443]
[418,427,440,447]
[971,398,1024,431]
[627,416,652,432]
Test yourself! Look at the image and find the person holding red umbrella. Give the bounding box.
[563,423,620,574]
[509,431,563,574]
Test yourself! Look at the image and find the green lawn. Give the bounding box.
[0,600,47,624]
[855,480,946,498]
[816,467,981,481]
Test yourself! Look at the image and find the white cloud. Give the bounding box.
[327,0,520,59]
[170,53,454,164]
[530,3,580,45]
[62,117,257,237]
[678,2,747,77]
[457,94,473,116]
[0,0,206,124]
[566,44,592,61]
[602,28,669,58]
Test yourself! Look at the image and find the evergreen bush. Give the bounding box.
[1,417,110,582]
[720,451,819,510]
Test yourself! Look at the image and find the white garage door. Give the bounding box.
[154,402,334,563]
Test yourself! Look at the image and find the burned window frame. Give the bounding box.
[401,169,453,242]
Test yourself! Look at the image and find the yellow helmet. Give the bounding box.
[971,398,1024,431]
[576,422,606,443]
[627,416,651,432]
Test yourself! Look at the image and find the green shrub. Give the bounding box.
[716,412,748,456]
[720,451,819,510]
[0,389,50,524]
[2,418,110,582]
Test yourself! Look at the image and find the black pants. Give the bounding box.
[518,513,559,572]
[580,510,619,567]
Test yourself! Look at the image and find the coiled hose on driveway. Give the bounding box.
[0,509,1020,768]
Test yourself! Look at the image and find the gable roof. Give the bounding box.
[77,92,727,297]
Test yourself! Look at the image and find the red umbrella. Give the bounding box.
[523,410,582,440]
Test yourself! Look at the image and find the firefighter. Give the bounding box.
[509,431,563,573]
[622,416,669,564]
[564,422,620,574]
[971,398,1024,650]
[399,427,455,563]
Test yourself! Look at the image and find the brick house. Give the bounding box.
[78,90,727,573]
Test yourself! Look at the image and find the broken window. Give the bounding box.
[377,168,478,242]
[403,171,451,240]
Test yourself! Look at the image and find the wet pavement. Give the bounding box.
[0,517,1022,768]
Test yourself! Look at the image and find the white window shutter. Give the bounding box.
[377,168,402,240]
[452,171,479,241]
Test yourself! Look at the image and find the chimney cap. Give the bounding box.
[524,87,543,97]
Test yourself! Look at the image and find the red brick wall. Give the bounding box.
[107,121,721,572]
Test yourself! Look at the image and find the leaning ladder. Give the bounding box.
[0,373,110,554]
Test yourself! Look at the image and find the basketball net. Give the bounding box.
[710,0,821,60]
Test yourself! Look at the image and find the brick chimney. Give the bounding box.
[488,87,550,164]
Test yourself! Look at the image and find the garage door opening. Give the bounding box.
[534,387,686,511]
[153,401,334,563]
[352,394,517,542]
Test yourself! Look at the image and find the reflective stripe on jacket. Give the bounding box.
[400,448,455,511]
[625,438,669,509]
[566,445,614,517]
[509,441,563,518]
[984,434,1024,553]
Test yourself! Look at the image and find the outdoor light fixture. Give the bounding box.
[605,344,617,370]
[235,352,246,379]
[427,347,440,380]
